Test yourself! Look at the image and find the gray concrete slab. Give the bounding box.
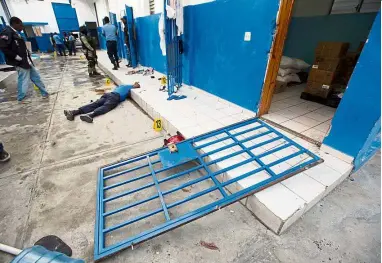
[0,171,37,263]
[23,139,164,262]
[42,100,160,165]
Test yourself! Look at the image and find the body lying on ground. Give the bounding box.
[64,83,140,123]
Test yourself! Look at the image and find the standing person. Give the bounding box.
[0,17,49,101]
[79,26,100,77]
[53,32,66,56]
[63,32,70,51]
[64,83,140,123]
[121,17,131,67]
[68,33,76,56]
[102,16,119,70]
[0,142,10,162]
[49,32,56,52]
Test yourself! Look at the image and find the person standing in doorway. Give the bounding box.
[121,17,131,67]
[68,32,76,56]
[0,17,49,101]
[53,32,66,56]
[102,16,119,70]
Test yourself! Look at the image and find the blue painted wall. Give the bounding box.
[182,0,279,111]
[97,27,106,50]
[323,12,381,163]
[354,118,381,170]
[135,14,167,73]
[35,34,53,52]
[283,13,377,65]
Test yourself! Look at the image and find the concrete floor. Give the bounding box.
[0,57,380,263]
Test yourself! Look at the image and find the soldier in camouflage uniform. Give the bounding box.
[79,26,100,77]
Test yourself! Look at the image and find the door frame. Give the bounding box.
[258,0,295,116]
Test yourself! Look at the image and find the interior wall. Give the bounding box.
[283,12,377,64]
[94,0,109,25]
[323,12,381,163]
[292,0,333,17]
[72,0,97,26]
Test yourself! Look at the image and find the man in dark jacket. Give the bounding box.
[121,17,131,67]
[0,17,49,101]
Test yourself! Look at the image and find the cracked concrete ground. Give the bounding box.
[0,56,380,263]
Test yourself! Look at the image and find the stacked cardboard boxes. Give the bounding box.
[304,42,350,98]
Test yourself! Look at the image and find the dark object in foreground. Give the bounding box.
[0,141,10,162]
[34,235,72,256]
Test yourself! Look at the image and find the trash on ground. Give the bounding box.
[200,241,220,251]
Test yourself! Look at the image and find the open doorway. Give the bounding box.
[260,0,380,143]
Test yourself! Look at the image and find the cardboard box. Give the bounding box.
[304,81,332,98]
[315,42,349,59]
[312,57,344,72]
[274,80,287,94]
[308,68,337,84]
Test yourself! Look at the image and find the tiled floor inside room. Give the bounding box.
[262,84,336,142]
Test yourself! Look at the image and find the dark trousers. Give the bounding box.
[106,41,119,65]
[79,92,120,117]
[69,41,76,55]
[56,44,66,56]
[0,142,3,153]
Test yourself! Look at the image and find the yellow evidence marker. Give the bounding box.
[105,78,111,86]
[153,118,163,132]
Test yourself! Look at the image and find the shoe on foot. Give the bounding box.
[64,110,75,121]
[80,114,93,123]
[89,73,96,78]
[112,65,118,70]
[93,71,101,76]
[0,150,10,162]
[42,94,49,99]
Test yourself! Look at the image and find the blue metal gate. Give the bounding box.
[94,118,321,260]
[163,0,182,96]
[52,3,79,33]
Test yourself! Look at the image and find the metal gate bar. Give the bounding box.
[94,118,321,261]
[164,0,182,96]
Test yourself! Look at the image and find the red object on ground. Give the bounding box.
[163,131,185,146]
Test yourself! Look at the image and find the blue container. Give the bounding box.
[11,246,84,263]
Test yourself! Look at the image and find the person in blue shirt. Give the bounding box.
[64,83,140,123]
[102,16,119,70]
[68,32,76,56]
[53,32,66,56]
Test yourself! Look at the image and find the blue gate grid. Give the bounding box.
[164,0,182,96]
[94,118,321,260]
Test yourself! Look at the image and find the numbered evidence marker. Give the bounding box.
[105,78,111,86]
[153,118,163,132]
